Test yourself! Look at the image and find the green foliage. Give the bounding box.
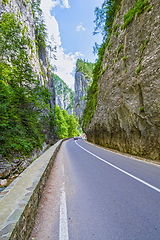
[107,41,113,50]
[2,0,8,4]
[145,5,153,12]
[68,114,80,137]
[121,0,149,29]
[31,0,47,53]
[93,0,122,40]
[55,105,68,139]
[113,23,119,32]
[117,44,123,54]
[114,32,119,36]
[76,59,94,80]
[139,57,142,64]
[135,38,149,75]
[55,105,80,139]
[140,38,149,52]
[139,107,144,112]
[0,13,53,157]
[135,65,141,74]
[122,56,127,61]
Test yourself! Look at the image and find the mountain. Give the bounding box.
[53,74,74,115]
[83,0,160,161]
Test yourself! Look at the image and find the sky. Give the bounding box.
[41,0,103,90]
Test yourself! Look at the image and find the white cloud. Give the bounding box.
[76,23,86,32]
[40,0,82,90]
[48,0,70,9]
[62,0,70,9]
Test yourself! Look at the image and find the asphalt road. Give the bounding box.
[30,139,160,240]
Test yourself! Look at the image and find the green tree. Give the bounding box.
[0,13,52,156]
[55,105,80,139]
[76,59,94,80]
[31,0,47,52]
[68,115,80,137]
[55,105,68,139]
[94,0,121,40]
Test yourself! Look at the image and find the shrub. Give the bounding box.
[135,65,141,74]
[117,44,123,54]
[121,0,149,29]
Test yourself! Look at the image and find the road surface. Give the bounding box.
[30,139,160,240]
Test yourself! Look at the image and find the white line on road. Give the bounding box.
[59,182,69,240]
[75,141,160,193]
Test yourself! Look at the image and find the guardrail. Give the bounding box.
[0,139,67,240]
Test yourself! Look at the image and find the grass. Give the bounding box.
[121,0,149,29]
[139,107,144,112]
[122,56,127,61]
[117,44,123,54]
[135,65,141,74]
[114,32,119,37]
[107,41,113,50]
[113,24,119,32]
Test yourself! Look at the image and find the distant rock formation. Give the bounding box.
[74,59,94,123]
[54,74,74,115]
[74,72,90,121]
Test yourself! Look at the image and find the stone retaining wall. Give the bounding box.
[0,139,66,240]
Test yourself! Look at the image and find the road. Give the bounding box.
[30,139,160,240]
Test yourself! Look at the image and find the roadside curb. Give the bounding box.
[0,138,69,240]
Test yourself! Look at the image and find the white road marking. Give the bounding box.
[61,164,65,175]
[59,182,69,240]
[75,141,160,193]
[86,140,160,168]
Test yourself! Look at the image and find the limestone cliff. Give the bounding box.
[74,72,90,121]
[54,74,74,115]
[84,0,160,160]
[74,59,94,123]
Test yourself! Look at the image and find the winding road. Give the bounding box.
[30,139,160,240]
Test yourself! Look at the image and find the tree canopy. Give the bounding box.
[0,13,53,157]
[55,105,80,139]
[76,59,94,80]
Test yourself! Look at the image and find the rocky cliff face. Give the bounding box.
[74,72,90,121]
[85,0,160,160]
[54,74,74,115]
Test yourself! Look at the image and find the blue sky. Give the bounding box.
[41,0,103,89]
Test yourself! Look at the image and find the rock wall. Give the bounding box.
[74,72,90,121]
[85,0,160,160]
[56,93,72,115]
